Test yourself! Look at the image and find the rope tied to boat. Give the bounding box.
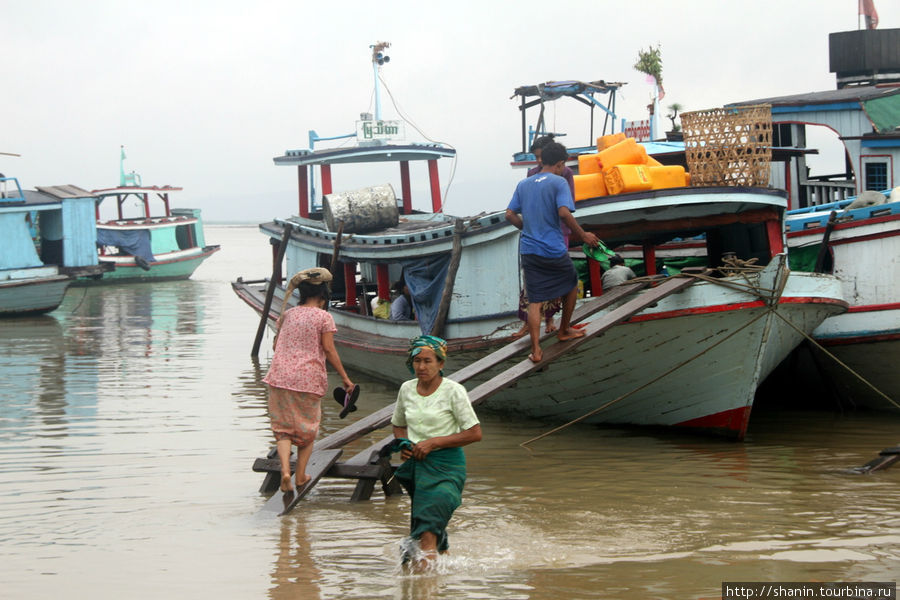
[520,257,897,446]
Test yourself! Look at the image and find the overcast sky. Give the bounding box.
[4,0,898,222]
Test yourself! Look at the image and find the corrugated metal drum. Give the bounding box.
[323,184,399,233]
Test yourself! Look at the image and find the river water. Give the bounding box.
[1,225,898,599]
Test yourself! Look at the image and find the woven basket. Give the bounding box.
[681,104,772,187]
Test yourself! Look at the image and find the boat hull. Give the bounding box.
[75,246,220,285]
[235,264,846,439]
[0,272,71,316]
[786,199,900,410]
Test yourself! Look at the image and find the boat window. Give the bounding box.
[863,159,889,191]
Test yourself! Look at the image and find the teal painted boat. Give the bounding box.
[1,176,109,315]
[75,148,220,284]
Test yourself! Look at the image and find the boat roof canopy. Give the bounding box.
[730,84,900,108]
[512,80,625,102]
[730,85,900,133]
[273,144,455,167]
[91,185,182,196]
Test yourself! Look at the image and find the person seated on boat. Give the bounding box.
[390,335,482,572]
[371,294,391,319]
[505,141,600,363]
[390,278,414,321]
[263,267,355,493]
[601,254,636,290]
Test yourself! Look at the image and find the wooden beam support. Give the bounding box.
[298,165,309,218]
[376,264,391,300]
[343,262,358,308]
[428,159,441,213]
[400,160,412,214]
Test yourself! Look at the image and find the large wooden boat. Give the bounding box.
[1,176,109,315]
[77,149,220,284]
[232,46,846,439]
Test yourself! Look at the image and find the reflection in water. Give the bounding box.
[269,516,322,600]
[1,226,899,599]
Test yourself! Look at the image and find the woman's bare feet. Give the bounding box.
[528,349,543,363]
[280,474,293,492]
[511,324,528,339]
[544,319,558,333]
[557,328,586,341]
[296,473,311,488]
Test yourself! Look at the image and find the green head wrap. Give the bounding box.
[406,335,448,374]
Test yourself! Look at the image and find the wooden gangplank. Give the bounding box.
[335,275,698,471]
[313,280,650,453]
[257,275,697,512]
[259,449,343,515]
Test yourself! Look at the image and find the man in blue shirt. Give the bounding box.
[505,142,599,362]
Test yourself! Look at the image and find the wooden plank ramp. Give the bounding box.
[256,275,698,513]
[259,449,343,515]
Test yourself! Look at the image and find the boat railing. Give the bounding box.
[0,176,25,204]
[799,178,856,207]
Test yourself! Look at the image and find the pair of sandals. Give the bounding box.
[332,384,361,419]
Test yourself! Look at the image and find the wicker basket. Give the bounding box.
[680,104,772,187]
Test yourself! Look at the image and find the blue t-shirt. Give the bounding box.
[507,172,575,258]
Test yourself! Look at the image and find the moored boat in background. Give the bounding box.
[78,148,220,284]
[1,175,109,315]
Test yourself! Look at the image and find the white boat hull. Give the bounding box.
[787,202,900,409]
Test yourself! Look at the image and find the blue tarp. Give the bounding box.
[400,253,451,335]
[96,228,155,262]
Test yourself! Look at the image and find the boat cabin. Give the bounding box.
[730,28,900,210]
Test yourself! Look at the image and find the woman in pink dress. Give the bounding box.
[263,267,354,492]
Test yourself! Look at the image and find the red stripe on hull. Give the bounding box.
[819,332,900,346]
[846,302,900,314]
[628,297,846,323]
[675,405,752,440]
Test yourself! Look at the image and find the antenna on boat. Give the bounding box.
[370,41,391,120]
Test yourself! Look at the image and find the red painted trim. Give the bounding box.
[675,405,751,440]
[298,166,309,219]
[428,159,441,213]
[161,192,171,217]
[642,244,656,276]
[143,193,151,219]
[787,213,900,240]
[109,247,221,268]
[820,332,900,346]
[376,264,391,300]
[627,296,847,323]
[400,161,412,214]
[588,258,602,296]
[829,229,900,247]
[784,159,793,211]
[320,164,333,196]
[766,219,784,256]
[846,302,900,313]
[344,262,358,308]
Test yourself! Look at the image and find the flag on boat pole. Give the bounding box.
[859,0,878,30]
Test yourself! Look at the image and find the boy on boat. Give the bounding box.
[505,141,599,362]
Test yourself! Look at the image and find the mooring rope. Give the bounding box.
[519,306,773,448]
[769,310,900,411]
[520,261,898,447]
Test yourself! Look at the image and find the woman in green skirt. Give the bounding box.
[391,335,482,570]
